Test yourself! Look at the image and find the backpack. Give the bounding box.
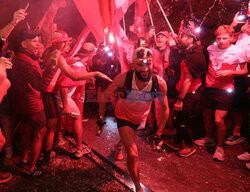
[117,70,160,100]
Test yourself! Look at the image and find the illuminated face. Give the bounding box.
[216,33,232,49]
[134,59,153,82]
[22,36,40,56]
[156,34,168,49]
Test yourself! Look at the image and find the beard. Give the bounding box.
[135,70,152,82]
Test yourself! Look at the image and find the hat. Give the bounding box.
[50,31,72,44]
[133,47,152,63]
[81,42,96,52]
[156,31,169,37]
[77,42,96,56]
[17,30,39,45]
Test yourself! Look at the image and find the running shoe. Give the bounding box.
[237,152,250,161]
[213,147,225,162]
[225,135,246,145]
[194,137,216,147]
[75,145,91,158]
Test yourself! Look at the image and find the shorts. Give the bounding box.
[116,117,142,131]
[42,91,59,119]
[22,110,46,129]
[57,97,81,117]
[204,87,234,111]
[183,88,201,114]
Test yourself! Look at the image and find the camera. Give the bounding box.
[237,2,249,23]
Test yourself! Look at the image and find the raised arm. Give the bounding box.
[57,56,112,82]
[0,9,27,39]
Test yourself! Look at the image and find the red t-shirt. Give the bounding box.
[176,60,202,93]
[206,44,248,90]
[12,52,44,114]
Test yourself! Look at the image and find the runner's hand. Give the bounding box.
[174,100,183,111]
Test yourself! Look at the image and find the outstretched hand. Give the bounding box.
[96,72,112,82]
[12,9,27,25]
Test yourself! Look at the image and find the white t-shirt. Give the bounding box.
[206,44,248,90]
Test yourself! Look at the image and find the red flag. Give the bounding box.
[134,0,151,35]
[73,0,104,42]
[112,0,135,72]
[98,0,115,28]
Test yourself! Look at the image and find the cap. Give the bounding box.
[77,42,96,57]
[156,31,169,37]
[50,31,72,44]
[17,30,39,45]
[133,47,153,63]
[81,42,96,52]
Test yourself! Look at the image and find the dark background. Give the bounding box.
[0,0,248,48]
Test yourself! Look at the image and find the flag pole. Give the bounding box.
[155,0,175,34]
[68,26,91,58]
[123,16,126,35]
[145,0,156,40]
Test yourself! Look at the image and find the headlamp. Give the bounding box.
[133,58,152,65]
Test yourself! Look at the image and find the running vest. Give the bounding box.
[118,70,160,100]
[115,70,161,124]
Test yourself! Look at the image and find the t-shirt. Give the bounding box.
[12,52,44,114]
[205,44,248,90]
[176,60,202,93]
[55,61,87,108]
